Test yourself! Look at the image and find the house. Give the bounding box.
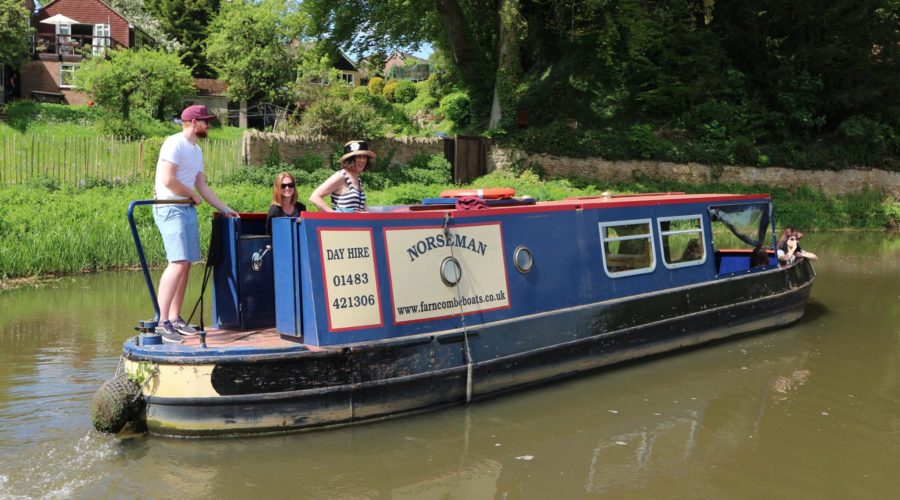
[1,0,37,105]
[333,50,361,86]
[384,51,432,82]
[20,0,154,105]
[191,78,229,120]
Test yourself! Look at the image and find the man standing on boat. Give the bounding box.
[153,104,239,343]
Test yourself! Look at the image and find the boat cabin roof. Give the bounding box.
[301,192,771,220]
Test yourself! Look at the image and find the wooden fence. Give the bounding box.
[0,134,243,186]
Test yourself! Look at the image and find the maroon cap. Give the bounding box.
[181,104,216,122]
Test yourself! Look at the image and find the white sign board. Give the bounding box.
[384,223,511,324]
[318,228,383,331]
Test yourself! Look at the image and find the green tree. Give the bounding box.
[0,0,33,69]
[107,0,184,51]
[713,0,900,136]
[205,0,298,103]
[301,0,512,128]
[292,42,343,107]
[75,48,194,120]
[146,0,221,77]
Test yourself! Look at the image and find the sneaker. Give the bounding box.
[156,320,183,344]
[172,317,198,336]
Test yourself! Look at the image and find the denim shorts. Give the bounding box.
[153,204,200,262]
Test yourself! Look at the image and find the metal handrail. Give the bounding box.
[127,199,193,322]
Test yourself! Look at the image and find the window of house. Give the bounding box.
[599,219,656,277]
[57,23,72,55]
[339,73,354,85]
[60,64,78,88]
[658,215,706,268]
[93,24,110,55]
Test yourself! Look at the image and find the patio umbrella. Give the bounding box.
[39,13,81,26]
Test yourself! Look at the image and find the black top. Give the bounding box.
[266,202,306,235]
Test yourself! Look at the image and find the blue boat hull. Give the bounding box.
[136,259,814,437]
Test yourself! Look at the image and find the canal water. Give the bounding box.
[0,232,898,499]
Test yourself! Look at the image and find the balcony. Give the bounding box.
[31,33,120,60]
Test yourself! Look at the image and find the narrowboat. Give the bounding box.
[93,190,815,437]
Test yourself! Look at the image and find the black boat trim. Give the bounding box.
[145,363,467,406]
[144,272,813,406]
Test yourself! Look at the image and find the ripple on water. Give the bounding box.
[0,432,119,498]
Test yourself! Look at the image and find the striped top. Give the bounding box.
[330,170,367,212]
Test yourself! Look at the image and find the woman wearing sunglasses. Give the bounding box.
[266,172,306,235]
[777,228,818,264]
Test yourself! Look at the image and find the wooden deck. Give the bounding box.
[181,328,305,349]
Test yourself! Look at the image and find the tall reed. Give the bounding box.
[0,168,895,282]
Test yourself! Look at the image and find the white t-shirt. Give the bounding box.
[154,132,204,200]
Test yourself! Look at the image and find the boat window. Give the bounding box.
[599,219,656,277]
[658,215,706,268]
[708,203,772,249]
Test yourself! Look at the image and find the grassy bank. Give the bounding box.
[0,165,897,284]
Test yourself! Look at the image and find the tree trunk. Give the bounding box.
[490,0,521,129]
[435,0,481,86]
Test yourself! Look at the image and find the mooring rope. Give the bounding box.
[444,212,475,403]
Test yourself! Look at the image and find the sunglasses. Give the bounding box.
[281,182,295,189]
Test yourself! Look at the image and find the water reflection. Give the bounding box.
[1,233,899,498]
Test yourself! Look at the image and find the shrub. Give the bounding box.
[382,81,399,102]
[419,96,439,111]
[835,115,897,166]
[300,97,386,139]
[626,124,667,160]
[327,84,351,99]
[439,92,470,128]
[98,116,143,140]
[368,77,384,96]
[427,71,455,100]
[351,86,371,102]
[393,80,416,104]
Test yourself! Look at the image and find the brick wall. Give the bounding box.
[19,60,89,105]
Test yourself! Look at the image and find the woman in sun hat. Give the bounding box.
[309,139,376,213]
[777,228,818,264]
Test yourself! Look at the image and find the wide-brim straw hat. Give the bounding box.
[340,140,377,162]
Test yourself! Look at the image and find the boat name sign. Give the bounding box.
[385,223,511,324]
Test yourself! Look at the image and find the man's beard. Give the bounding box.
[196,129,208,138]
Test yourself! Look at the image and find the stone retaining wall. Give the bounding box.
[489,147,900,198]
[244,132,900,198]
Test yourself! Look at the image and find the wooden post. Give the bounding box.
[29,133,34,182]
[239,100,248,129]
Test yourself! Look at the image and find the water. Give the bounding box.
[1,232,898,499]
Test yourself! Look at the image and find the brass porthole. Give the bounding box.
[513,245,533,273]
[440,257,462,286]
